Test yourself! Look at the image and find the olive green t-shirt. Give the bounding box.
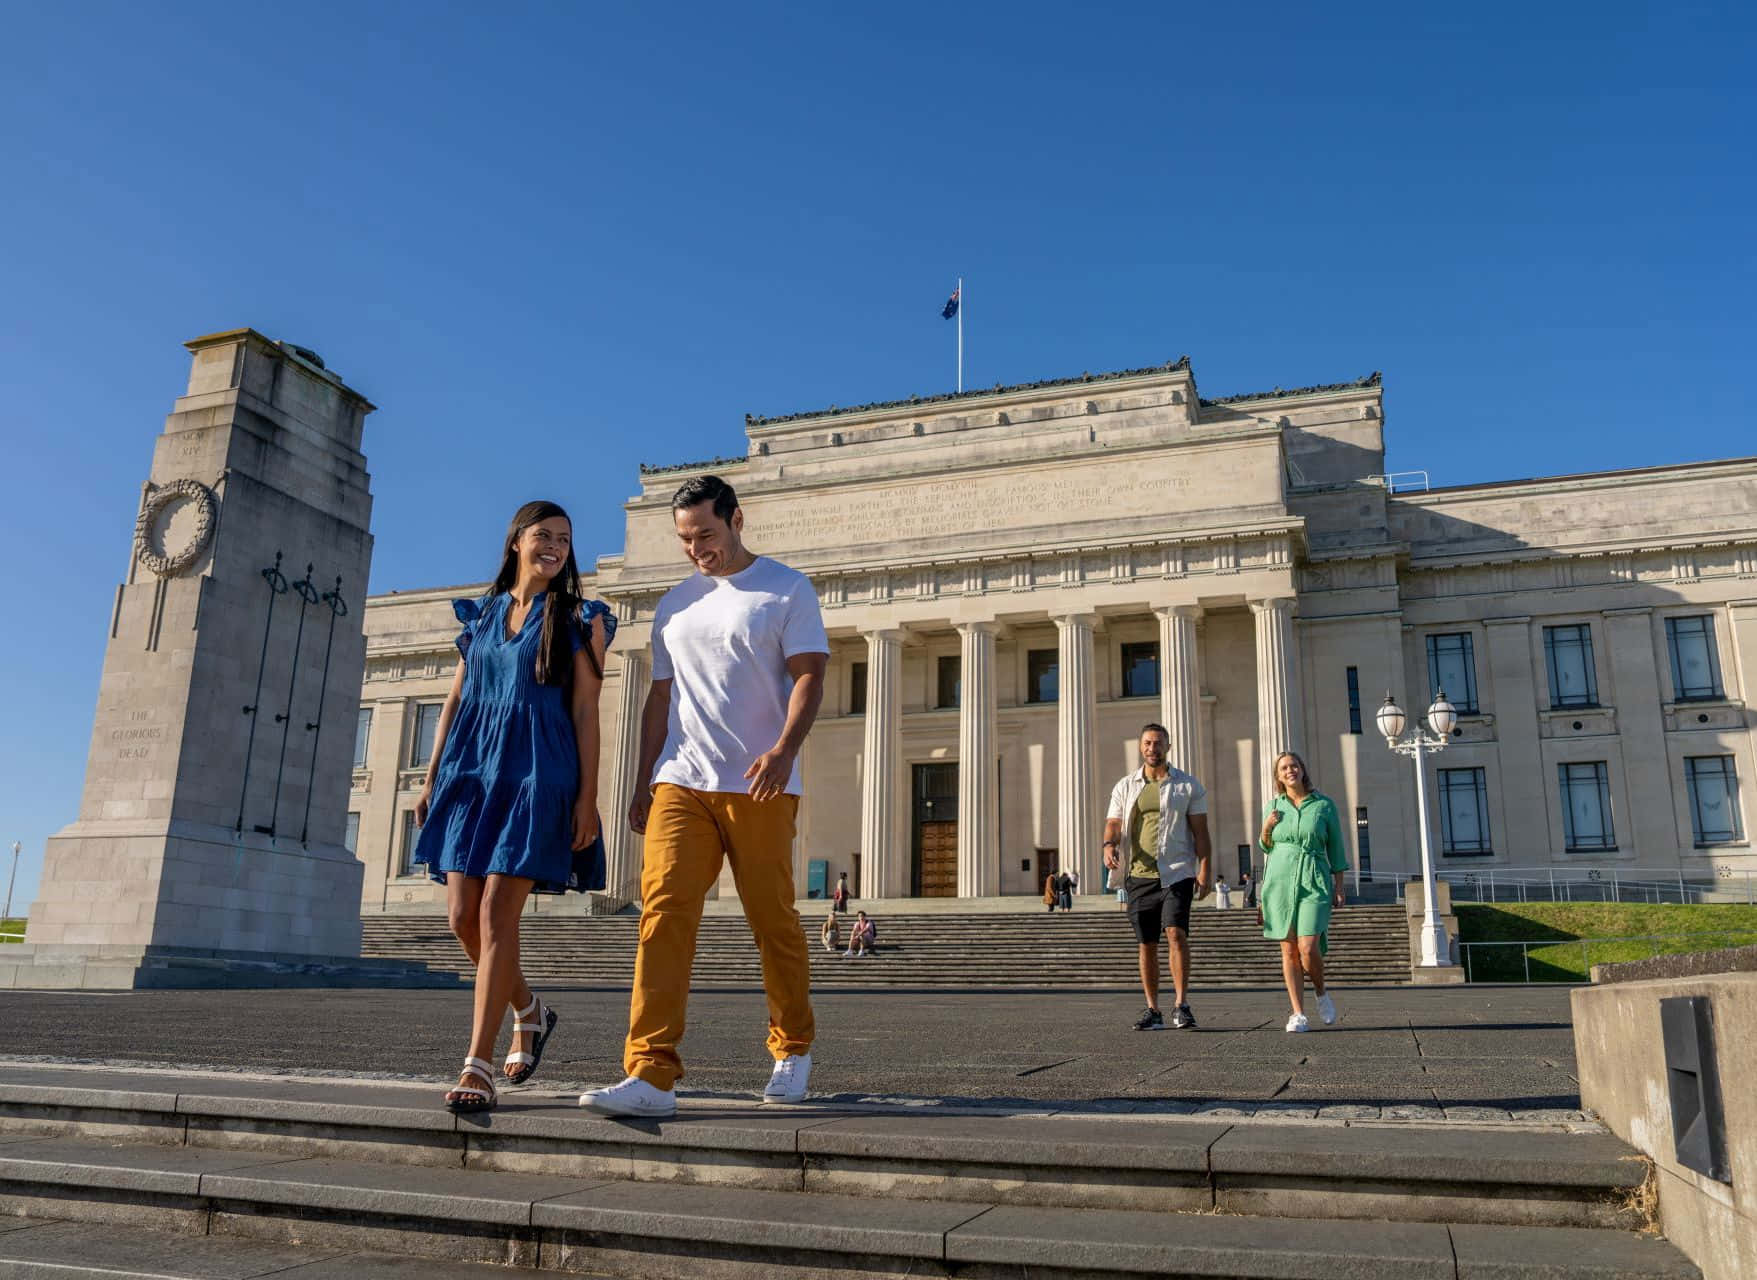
[1129,781,1162,879]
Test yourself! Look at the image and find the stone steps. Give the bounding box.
[0,1064,1698,1279]
[360,905,1415,988]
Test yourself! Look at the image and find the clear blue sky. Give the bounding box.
[2,2,1752,912]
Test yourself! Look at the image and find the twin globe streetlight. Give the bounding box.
[1376,689,1457,968]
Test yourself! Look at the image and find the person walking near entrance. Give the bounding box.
[1043,872,1058,913]
[1103,723,1212,1031]
[832,871,851,914]
[580,475,829,1118]
[412,501,614,1113]
[1258,750,1348,1033]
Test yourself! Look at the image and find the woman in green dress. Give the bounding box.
[1257,751,1348,1032]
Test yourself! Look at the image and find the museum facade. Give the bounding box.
[347,359,1757,911]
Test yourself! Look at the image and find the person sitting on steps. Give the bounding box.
[845,910,876,957]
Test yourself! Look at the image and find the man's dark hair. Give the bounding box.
[671,474,739,523]
[1141,722,1170,740]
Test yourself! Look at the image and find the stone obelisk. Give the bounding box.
[5,330,423,989]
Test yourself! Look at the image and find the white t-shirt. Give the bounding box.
[650,556,829,795]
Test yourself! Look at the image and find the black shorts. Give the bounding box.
[1126,875,1195,942]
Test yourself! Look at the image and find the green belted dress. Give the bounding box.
[1258,791,1349,952]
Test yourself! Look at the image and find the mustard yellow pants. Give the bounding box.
[625,783,814,1089]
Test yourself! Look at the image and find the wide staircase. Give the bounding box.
[362,902,1412,988]
[0,1062,1697,1278]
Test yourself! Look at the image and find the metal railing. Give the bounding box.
[1460,931,1757,983]
[1440,865,1756,906]
[1366,470,1431,493]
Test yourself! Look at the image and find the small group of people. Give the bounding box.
[412,475,827,1117]
[1041,869,1079,912]
[820,908,876,957]
[406,472,1353,1121]
[1103,724,1349,1035]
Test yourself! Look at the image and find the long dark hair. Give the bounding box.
[488,500,602,684]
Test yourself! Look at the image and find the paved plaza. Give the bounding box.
[0,983,1583,1118]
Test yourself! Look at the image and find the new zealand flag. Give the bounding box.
[941,286,960,320]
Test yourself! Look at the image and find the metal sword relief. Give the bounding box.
[235,549,352,844]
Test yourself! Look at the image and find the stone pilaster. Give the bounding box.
[1156,604,1202,776]
[859,629,904,899]
[1055,614,1101,895]
[604,649,649,897]
[1251,597,1303,806]
[1603,608,1678,860]
[956,621,1000,897]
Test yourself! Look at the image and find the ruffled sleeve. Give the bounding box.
[572,598,618,658]
[452,597,484,661]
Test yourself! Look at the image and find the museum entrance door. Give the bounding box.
[912,763,959,897]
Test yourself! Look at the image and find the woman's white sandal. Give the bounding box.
[504,995,558,1085]
[445,1057,498,1113]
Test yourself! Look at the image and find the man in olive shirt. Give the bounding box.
[1103,724,1212,1029]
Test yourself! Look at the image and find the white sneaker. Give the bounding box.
[1285,1013,1310,1033]
[578,1075,675,1117]
[762,1053,812,1103]
[1316,993,1338,1025]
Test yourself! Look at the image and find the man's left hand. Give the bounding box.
[745,746,796,802]
[1194,875,1212,900]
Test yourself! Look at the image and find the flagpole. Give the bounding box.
[956,276,963,393]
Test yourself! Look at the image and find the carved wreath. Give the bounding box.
[134,478,217,578]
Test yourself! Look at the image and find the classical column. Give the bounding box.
[1251,598,1303,804]
[604,649,649,897]
[1155,604,1202,775]
[859,629,904,899]
[956,621,1000,897]
[1055,614,1102,896]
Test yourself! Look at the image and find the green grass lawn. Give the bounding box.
[1456,902,1757,982]
[0,918,23,944]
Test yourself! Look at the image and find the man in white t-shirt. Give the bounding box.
[581,475,829,1118]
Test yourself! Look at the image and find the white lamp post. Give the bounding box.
[1377,691,1457,967]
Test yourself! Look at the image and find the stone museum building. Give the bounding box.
[348,359,1757,912]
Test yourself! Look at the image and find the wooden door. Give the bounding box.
[917,821,959,897]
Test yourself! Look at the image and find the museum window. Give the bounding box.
[850,661,868,715]
[1026,649,1059,704]
[1355,807,1372,881]
[1346,667,1362,734]
[1437,767,1492,855]
[343,812,360,855]
[1425,633,1479,714]
[1559,762,1616,852]
[1120,641,1159,698]
[1665,615,1724,702]
[354,707,372,769]
[1542,624,1599,709]
[1685,756,1744,846]
[408,703,443,768]
[936,655,961,709]
[397,810,420,876]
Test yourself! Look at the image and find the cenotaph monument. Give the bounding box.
[4,330,447,988]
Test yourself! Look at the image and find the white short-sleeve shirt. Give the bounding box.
[650,556,828,795]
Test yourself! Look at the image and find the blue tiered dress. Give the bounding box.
[412,593,616,894]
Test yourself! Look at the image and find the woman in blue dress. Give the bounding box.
[412,500,615,1112]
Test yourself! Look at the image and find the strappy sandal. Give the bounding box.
[504,994,558,1086]
[444,1057,498,1113]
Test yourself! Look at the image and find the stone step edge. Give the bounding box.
[0,1145,1693,1280]
[0,1071,1624,1183]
